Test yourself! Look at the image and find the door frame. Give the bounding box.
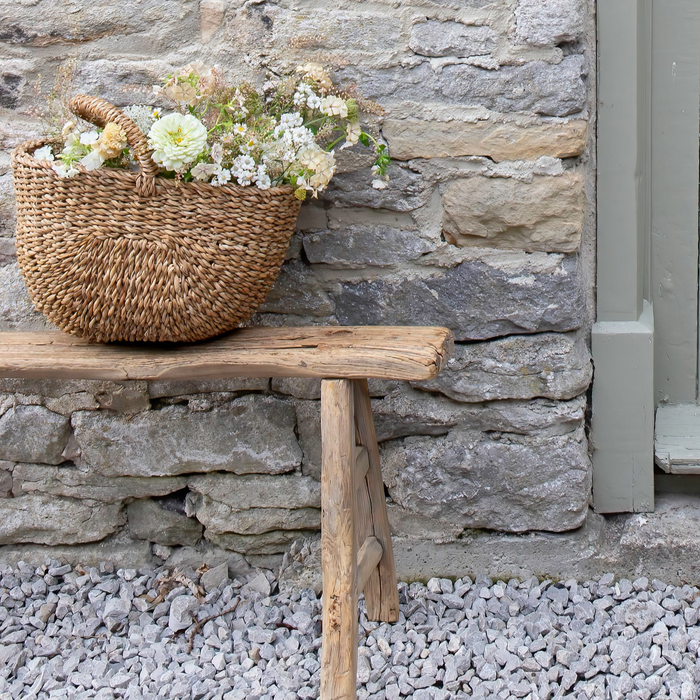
[592,0,700,512]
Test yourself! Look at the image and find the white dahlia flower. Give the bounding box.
[147,113,208,173]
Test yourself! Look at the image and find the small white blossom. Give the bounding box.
[279,112,303,129]
[253,164,271,190]
[232,154,256,186]
[321,96,348,118]
[233,123,247,136]
[371,179,388,190]
[33,145,54,162]
[241,136,257,153]
[61,121,76,138]
[191,163,219,181]
[80,150,105,171]
[80,130,100,146]
[341,121,361,149]
[210,143,224,164]
[212,166,232,186]
[52,162,79,178]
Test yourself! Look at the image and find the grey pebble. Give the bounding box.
[0,560,698,700]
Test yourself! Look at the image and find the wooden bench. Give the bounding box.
[0,326,454,700]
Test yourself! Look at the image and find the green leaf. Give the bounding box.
[358,132,371,147]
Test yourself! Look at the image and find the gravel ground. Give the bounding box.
[0,561,699,700]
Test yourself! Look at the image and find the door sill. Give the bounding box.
[655,404,700,473]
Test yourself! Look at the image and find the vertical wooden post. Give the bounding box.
[320,379,358,700]
[352,379,400,623]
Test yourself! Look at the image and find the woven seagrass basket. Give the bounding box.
[11,95,302,343]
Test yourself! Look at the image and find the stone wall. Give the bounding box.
[0,0,595,573]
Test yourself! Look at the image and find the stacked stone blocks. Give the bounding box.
[0,0,594,566]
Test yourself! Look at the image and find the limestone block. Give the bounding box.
[295,203,327,232]
[294,400,322,481]
[274,11,402,59]
[413,332,592,402]
[0,173,15,238]
[271,377,398,400]
[321,164,429,212]
[148,378,269,399]
[296,391,585,481]
[371,388,585,442]
[190,494,320,535]
[0,73,21,109]
[76,59,175,107]
[0,467,12,498]
[0,405,71,465]
[339,55,587,117]
[188,473,320,510]
[383,119,587,162]
[127,499,202,546]
[0,239,14,259]
[516,0,586,47]
[332,253,585,340]
[0,495,123,545]
[442,172,585,253]
[71,396,302,477]
[386,502,463,543]
[0,0,196,48]
[0,263,52,331]
[258,261,334,316]
[0,532,154,570]
[206,529,315,555]
[382,425,590,532]
[200,0,225,42]
[409,21,496,58]
[303,225,436,268]
[12,464,188,503]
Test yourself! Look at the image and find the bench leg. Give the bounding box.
[352,378,400,624]
[320,379,400,700]
[321,379,358,700]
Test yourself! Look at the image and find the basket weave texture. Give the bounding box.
[11,95,301,343]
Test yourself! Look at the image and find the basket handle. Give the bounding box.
[68,94,159,198]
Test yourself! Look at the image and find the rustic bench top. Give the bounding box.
[0,326,453,381]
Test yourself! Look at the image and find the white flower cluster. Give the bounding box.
[268,113,316,163]
[34,120,128,178]
[293,83,322,110]
[122,105,161,136]
[38,62,383,195]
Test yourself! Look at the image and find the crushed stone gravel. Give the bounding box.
[0,560,699,699]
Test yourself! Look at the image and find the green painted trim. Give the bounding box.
[594,0,655,512]
[591,304,655,514]
[596,0,650,322]
[650,0,700,403]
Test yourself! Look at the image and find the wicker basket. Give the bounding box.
[11,95,302,343]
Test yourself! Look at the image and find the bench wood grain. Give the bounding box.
[0,327,453,382]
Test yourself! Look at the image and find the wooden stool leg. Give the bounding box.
[352,379,400,623]
[320,379,358,700]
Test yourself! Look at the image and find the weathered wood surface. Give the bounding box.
[320,380,358,700]
[655,403,700,473]
[352,379,400,623]
[356,536,383,593]
[0,327,453,381]
[354,442,382,607]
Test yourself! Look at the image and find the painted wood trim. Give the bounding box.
[596,0,651,322]
[591,304,655,513]
[650,0,700,403]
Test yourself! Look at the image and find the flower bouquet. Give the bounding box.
[11,62,389,343]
